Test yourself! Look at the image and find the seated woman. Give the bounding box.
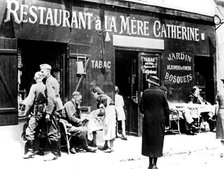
[188,86,215,132]
[188,86,209,105]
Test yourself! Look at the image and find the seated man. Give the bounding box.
[63,91,97,153]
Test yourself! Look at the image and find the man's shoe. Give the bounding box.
[70,147,76,154]
[148,164,153,169]
[35,150,44,156]
[121,136,128,140]
[186,130,195,135]
[98,145,108,151]
[85,146,97,152]
[44,152,58,161]
[23,151,34,159]
[89,142,97,147]
[103,148,113,153]
[152,165,158,169]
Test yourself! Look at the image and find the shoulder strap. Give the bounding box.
[35,92,47,104]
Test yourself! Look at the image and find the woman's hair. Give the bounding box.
[191,86,199,93]
[115,86,119,93]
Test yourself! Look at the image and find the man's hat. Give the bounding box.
[192,86,201,91]
[160,86,167,92]
[93,86,104,95]
[146,75,160,86]
[40,63,52,70]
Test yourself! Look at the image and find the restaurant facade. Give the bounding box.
[0,0,216,136]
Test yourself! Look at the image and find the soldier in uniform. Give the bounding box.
[40,63,61,161]
[22,71,47,159]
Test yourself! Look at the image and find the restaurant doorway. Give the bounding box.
[115,50,161,135]
[115,50,139,135]
[194,56,214,104]
[17,40,67,116]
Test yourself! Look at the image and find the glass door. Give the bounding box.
[139,52,160,91]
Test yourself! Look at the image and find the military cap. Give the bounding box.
[40,63,52,70]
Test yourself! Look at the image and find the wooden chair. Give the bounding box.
[187,106,201,132]
[59,119,73,154]
[168,109,181,134]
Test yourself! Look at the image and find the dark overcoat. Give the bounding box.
[139,86,169,157]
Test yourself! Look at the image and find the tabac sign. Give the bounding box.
[4,0,204,41]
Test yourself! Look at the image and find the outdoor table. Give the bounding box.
[168,103,217,133]
[169,103,216,118]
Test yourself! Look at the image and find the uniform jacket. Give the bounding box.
[45,75,60,99]
[23,81,46,114]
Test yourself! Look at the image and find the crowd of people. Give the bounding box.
[20,63,128,161]
[19,62,224,169]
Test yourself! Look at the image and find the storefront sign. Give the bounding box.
[4,0,202,41]
[91,60,111,69]
[4,0,149,36]
[165,52,193,84]
[153,20,200,41]
[141,56,158,76]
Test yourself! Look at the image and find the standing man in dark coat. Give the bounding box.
[139,76,170,169]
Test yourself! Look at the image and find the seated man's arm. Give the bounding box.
[64,102,82,126]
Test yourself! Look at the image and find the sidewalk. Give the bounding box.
[0,122,220,169]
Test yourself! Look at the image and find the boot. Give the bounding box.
[44,141,60,161]
[35,137,45,156]
[23,140,35,159]
[89,132,97,147]
[84,146,97,152]
[44,152,58,161]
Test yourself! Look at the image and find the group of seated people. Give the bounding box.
[169,86,216,135]
[60,90,118,154]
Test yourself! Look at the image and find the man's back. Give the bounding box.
[140,87,168,113]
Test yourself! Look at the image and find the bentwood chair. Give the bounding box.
[169,108,181,134]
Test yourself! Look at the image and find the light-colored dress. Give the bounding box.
[86,109,105,140]
[216,90,224,139]
[103,105,117,141]
[115,93,126,121]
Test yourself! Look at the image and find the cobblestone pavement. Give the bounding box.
[0,123,223,169]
